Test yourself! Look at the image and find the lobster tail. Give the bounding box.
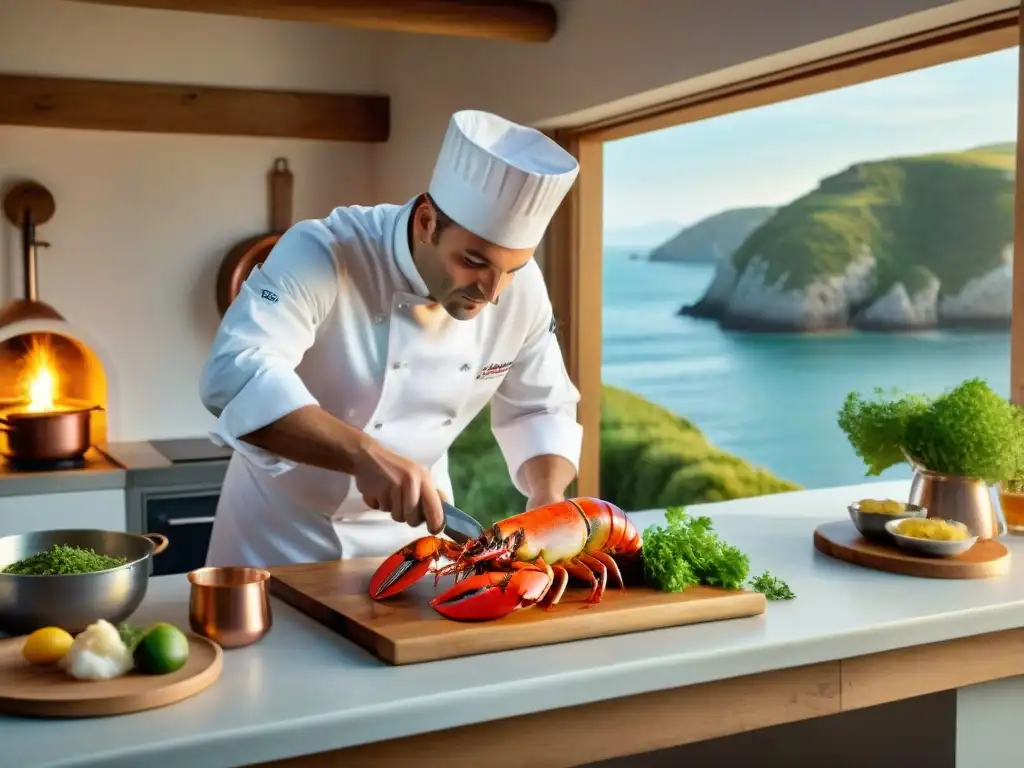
[571,497,642,556]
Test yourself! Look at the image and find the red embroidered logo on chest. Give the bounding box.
[477,361,514,380]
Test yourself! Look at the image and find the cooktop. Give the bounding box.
[149,438,233,464]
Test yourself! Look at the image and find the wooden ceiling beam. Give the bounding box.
[67,0,558,43]
[0,74,390,142]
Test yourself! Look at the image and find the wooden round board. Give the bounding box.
[0,632,223,718]
[813,520,1011,579]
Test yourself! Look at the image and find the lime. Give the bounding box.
[133,623,190,674]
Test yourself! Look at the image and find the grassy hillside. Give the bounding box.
[448,384,800,527]
[730,142,1015,296]
[649,206,777,263]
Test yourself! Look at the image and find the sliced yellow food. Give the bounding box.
[897,518,969,541]
[858,498,905,514]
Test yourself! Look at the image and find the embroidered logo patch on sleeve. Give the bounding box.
[549,315,557,334]
[260,289,280,304]
[477,361,514,380]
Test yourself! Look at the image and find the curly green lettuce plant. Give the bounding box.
[837,377,1024,485]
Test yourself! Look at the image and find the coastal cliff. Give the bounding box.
[679,143,1016,332]
[648,207,776,264]
[449,384,800,526]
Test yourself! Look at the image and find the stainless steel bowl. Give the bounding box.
[884,518,979,558]
[848,500,927,542]
[0,529,169,636]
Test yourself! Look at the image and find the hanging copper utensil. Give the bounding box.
[0,181,63,329]
[215,158,294,317]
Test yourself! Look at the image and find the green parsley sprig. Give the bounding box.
[748,570,796,601]
[641,507,795,600]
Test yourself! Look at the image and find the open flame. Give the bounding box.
[19,337,60,413]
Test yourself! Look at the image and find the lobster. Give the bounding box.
[367,497,642,621]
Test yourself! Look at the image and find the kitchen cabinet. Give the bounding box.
[0,488,127,537]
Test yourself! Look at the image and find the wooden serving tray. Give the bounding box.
[0,631,222,718]
[269,558,767,665]
[813,520,1011,579]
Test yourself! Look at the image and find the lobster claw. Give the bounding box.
[430,565,552,621]
[369,535,456,600]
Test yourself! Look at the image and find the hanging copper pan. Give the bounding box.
[215,158,294,317]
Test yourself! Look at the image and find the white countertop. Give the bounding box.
[6,479,1024,768]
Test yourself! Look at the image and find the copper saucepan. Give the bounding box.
[215,158,294,317]
[0,404,103,463]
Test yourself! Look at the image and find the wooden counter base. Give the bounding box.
[256,628,1024,768]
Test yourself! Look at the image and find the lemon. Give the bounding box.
[22,626,74,666]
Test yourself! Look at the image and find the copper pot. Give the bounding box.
[187,566,273,648]
[0,404,102,462]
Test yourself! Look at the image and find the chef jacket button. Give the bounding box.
[398,302,408,310]
[374,315,385,324]
[460,364,470,371]
[391,362,402,370]
[443,418,453,426]
[373,422,383,430]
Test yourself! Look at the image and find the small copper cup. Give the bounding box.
[187,566,272,648]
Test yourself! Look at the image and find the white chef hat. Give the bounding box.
[428,110,580,250]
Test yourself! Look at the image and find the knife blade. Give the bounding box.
[441,500,484,545]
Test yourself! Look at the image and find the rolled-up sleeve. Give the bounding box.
[199,220,341,476]
[490,280,583,496]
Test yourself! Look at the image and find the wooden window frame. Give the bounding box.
[542,8,1023,498]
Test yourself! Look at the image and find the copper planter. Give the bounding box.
[0,404,102,463]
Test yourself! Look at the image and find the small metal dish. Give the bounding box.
[884,518,978,558]
[848,500,927,542]
[187,566,272,649]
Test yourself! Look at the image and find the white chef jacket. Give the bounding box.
[199,196,582,568]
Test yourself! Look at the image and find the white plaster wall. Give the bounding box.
[0,0,383,441]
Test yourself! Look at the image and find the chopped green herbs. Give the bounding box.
[1,544,127,575]
[749,570,796,601]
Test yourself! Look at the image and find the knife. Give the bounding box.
[441,500,484,544]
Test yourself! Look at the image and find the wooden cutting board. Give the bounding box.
[268,558,767,665]
[0,632,223,718]
[813,520,1011,579]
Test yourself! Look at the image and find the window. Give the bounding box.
[542,10,1022,507]
[601,47,1017,510]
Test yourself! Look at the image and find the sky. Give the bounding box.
[603,46,1020,241]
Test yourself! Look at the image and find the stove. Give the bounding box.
[4,456,88,472]
[149,438,233,464]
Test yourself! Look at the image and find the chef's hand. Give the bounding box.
[352,441,445,534]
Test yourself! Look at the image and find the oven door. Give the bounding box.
[141,489,220,576]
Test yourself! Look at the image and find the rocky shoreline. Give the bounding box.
[678,245,1012,333]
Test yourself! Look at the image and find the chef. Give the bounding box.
[199,109,583,568]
